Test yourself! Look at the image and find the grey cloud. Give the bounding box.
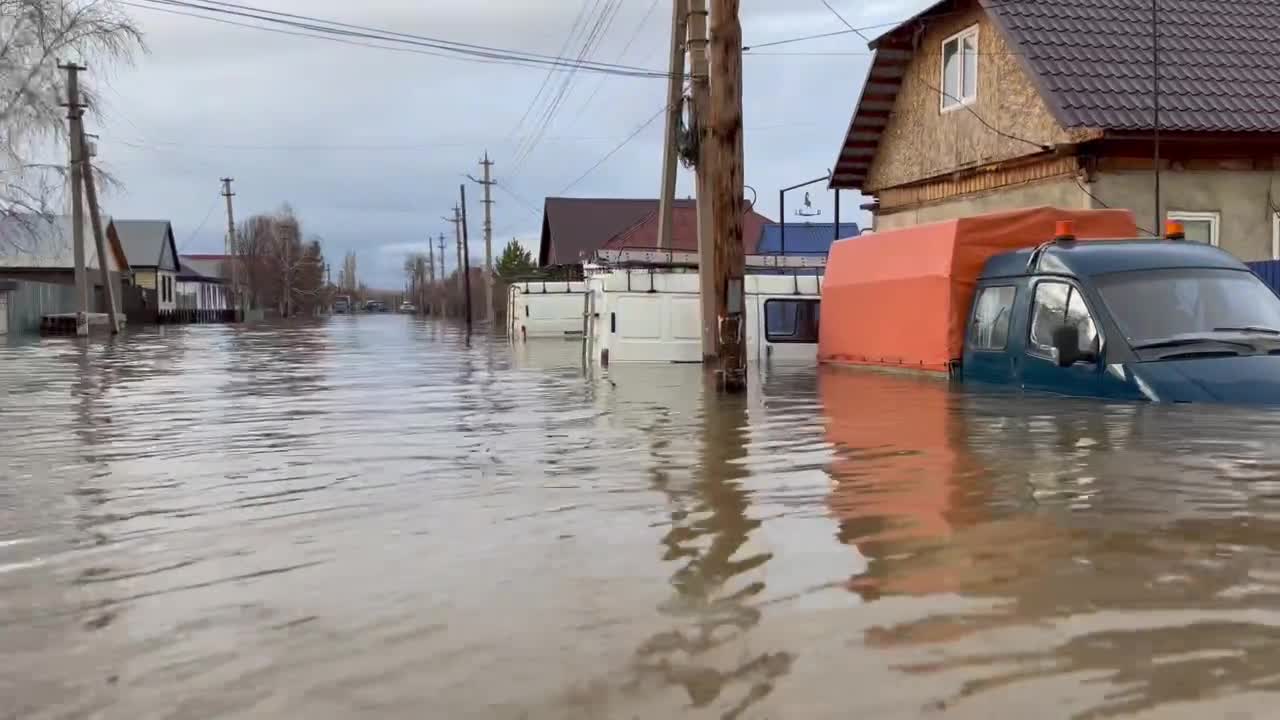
[95,0,935,288]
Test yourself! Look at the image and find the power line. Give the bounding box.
[179,192,223,252]
[820,2,1052,153]
[126,0,673,78]
[570,0,663,121]
[557,103,669,196]
[495,182,542,216]
[508,0,601,146]
[511,0,626,177]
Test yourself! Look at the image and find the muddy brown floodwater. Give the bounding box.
[4,316,1280,718]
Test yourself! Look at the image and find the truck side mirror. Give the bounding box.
[1051,325,1093,367]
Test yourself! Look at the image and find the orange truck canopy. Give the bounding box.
[819,206,1139,373]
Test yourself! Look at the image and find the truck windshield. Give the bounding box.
[1095,268,1280,345]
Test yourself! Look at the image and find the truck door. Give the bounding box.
[1020,279,1103,397]
[963,284,1019,386]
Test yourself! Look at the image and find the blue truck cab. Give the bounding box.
[961,239,1280,403]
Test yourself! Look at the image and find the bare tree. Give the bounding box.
[233,204,327,316]
[339,251,357,292]
[403,252,429,312]
[1,1,143,229]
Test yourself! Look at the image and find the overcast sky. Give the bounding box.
[93,0,932,288]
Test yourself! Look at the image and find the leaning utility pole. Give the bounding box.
[657,0,689,251]
[459,184,473,334]
[687,0,716,360]
[61,63,89,336]
[78,126,120,333]
[221,178,238,315]
[709,0,746,392]
[468,153,496,324]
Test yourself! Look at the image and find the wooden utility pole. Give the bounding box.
[221,178,238,315]
[687,0,716,360]
[448,207,463,302]
[657,0,689,251]
[427,236,436,285]
[438,233,447,315]
[459,184,473,334]
[468,153,496,324]
[78,128,120,333]
[61,63,89,336]
[708,0,746,392]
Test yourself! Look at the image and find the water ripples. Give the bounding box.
[4,317,1280,717]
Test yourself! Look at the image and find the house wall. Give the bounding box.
[863,1,1073,194]
[134,268,157,290]
[2,279,78,334]
[176,280,227,310]
[875,177,1089,231]
[1090,170,1279,261]
[158,270,177,311]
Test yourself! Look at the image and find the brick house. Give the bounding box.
[830,0,1280,260]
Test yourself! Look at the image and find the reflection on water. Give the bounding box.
[4,320,1280,718]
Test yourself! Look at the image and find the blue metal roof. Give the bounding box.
[981,241,1248,279]
[1249,260,1280,294]
[757,222,860,255]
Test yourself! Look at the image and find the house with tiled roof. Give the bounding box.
[831,0,1280,260]
[538,197,768,269]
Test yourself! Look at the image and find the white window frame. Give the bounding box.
[1167,211,1220,247]
[940,25,979,112]
[1272,211,1279,260]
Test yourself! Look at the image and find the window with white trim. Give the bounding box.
[1272,212,1279,260]
[941,25,979,111]
[1168,211,1219,247]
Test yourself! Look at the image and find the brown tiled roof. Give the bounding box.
[989,0,1280,132]
[539,198,687,266]
[831,0,1280,189]
[603,202,768,254]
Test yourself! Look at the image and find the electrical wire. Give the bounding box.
[126,0,673,78]
[508,0,600,146]
[495,182,543,216]
[819,0,1053,153]
[1074,177,1155,236]
[570,0,663,122]
[512,0,626,177]
[557,104,669,196]
[179,192,223,252]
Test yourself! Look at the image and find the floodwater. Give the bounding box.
[4,317,1280,719]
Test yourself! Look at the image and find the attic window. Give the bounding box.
[941,25,978,111]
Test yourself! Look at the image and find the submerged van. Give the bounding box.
[820,206,1280,404]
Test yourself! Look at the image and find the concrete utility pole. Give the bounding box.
[78,128,120,333]
[657,0,689,251]
[468,153,496,324]
[459,184,473,334]
[60,62,89,336]
[709,0,746,392]
[687,0,716,360]
[221,177,238,314]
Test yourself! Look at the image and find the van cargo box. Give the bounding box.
[818,206,1139,373]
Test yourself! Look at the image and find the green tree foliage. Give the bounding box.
[495,239,535,279]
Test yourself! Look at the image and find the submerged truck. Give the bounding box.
[820,207,1280,404]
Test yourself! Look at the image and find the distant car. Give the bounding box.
[365,301,388,313]
[399,303,416,313]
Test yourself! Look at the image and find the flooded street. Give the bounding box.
[5,316,1280,718]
